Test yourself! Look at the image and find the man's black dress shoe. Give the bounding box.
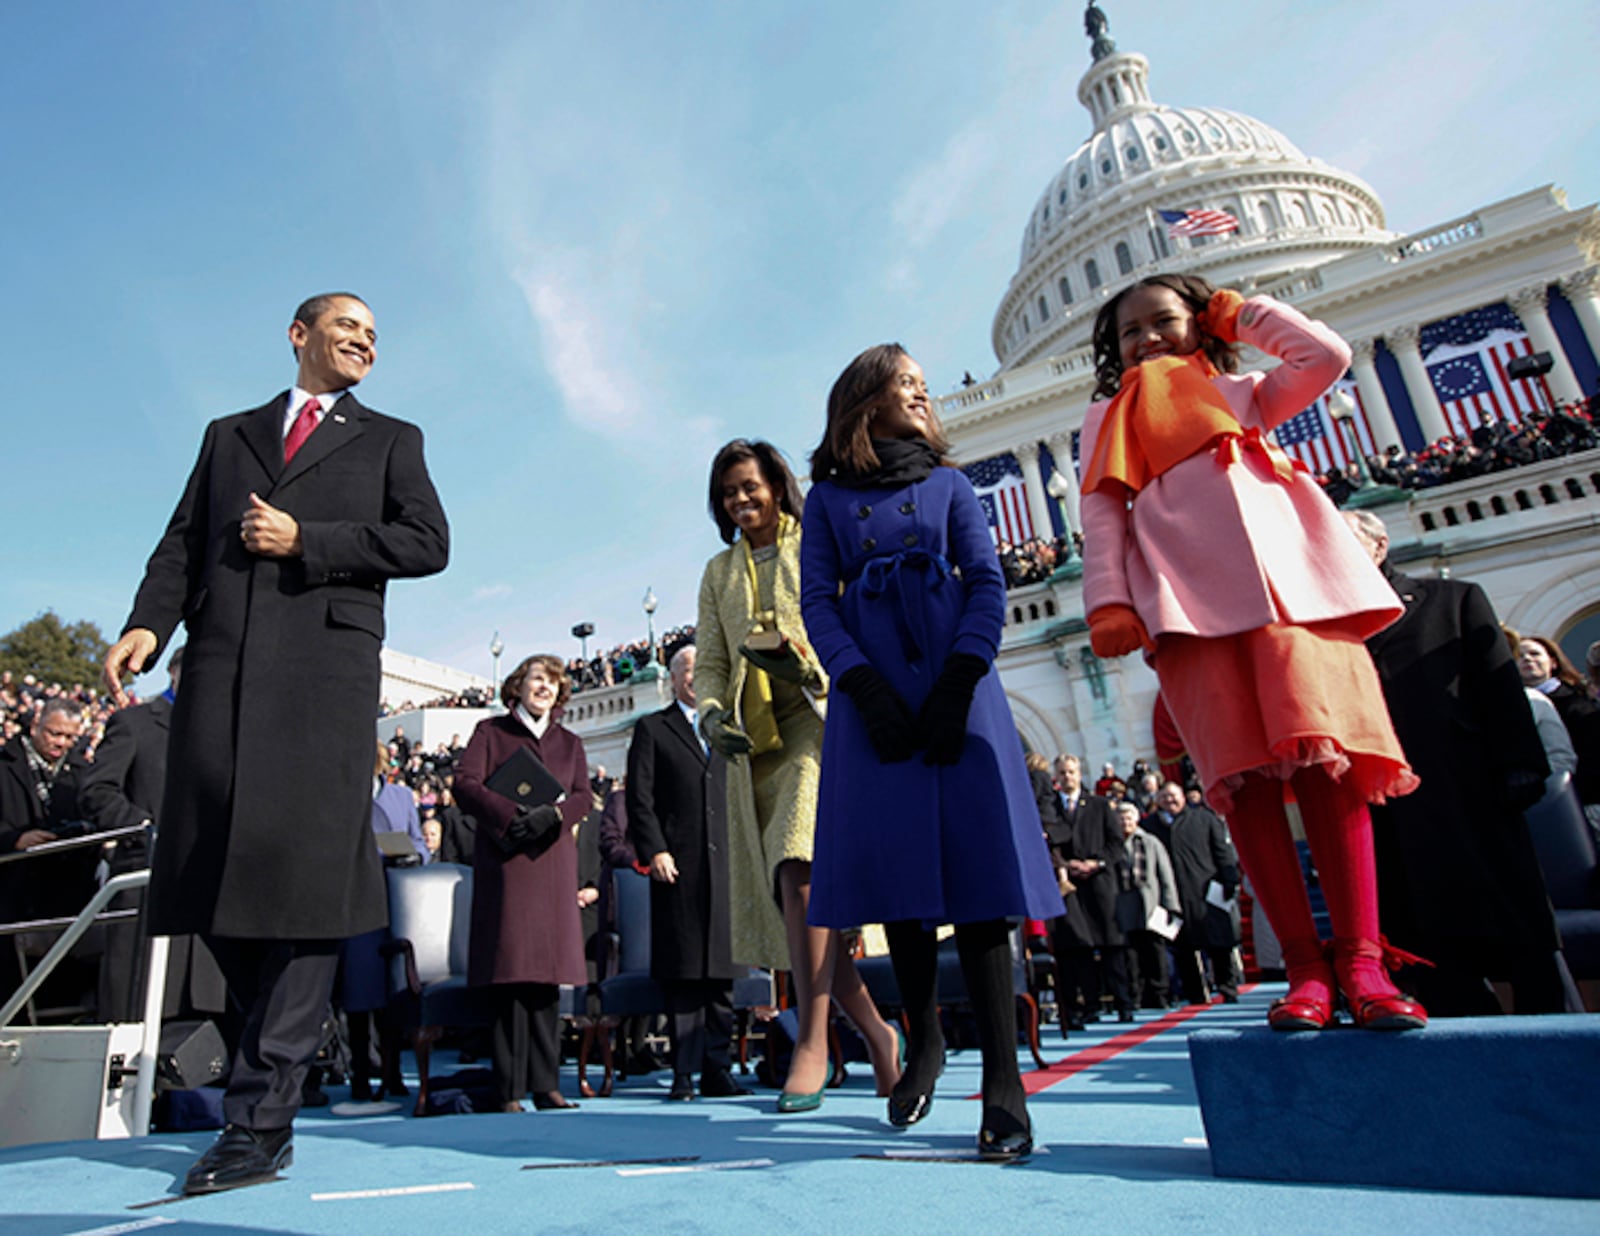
[699,1070,752,1098]
[1117,1009,1135,1023]
[531,1090,580,1110]
[667,1076,696,1101]
[1221,992,1240,1004]
[183,1124,293,1195]
[1062,1014,1086,1032]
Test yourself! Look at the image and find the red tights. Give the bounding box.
[1228,764,1379,952]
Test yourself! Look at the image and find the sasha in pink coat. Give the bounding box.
[1079,273,1426,1034]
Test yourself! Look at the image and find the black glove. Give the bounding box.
[505,802,562,853]
[740,637,808,685]
[837,665,917,764]
[1503,768,1546,813]
[916,653,988,766]
[701,707,754,758]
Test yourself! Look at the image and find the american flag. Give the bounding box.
[1421,304,1549,435]
[1271,380,1376,475]
[1159,207,1239,238]
[963,453,1035,547]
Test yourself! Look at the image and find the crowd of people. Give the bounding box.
[565,626,696,694]
[997,533,1081,587]
[1316,399,1600,503]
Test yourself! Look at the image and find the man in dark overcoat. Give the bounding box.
[103,292,448,1194]
[1143,782,1239,1005]
[78,647,227,1023]
[0,698,93,1007]
[1043,754,1129,1029]
[626,646,747,1100]
[1343,511,1564,1015]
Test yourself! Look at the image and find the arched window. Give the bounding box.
[1259,198,1280,230]
[1037,295,1049,321]
[1085,259,1101,291]
[1058,275,1073,304]
[1115,241,1134,275]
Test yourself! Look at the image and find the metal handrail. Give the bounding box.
[0,867,170,1140]
[0,824,147,865]
[0,909,140,938]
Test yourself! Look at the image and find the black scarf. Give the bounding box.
[830,438,943,490]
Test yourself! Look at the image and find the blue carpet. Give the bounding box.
[2,991,1596,1234]
[1190,1013,1600,1199]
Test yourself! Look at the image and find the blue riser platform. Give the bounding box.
[1189,1013,1600,1198]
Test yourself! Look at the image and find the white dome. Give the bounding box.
[993,38,1392,370]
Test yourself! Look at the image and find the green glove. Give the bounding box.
[701,706,754,758]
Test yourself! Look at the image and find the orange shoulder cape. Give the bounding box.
[1081,353,1241,496]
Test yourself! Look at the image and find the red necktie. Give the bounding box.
[284,397,322,463]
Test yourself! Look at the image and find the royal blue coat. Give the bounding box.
[799,466,1063,928]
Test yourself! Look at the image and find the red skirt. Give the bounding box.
[1154,621,1419,815]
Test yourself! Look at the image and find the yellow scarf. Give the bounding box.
[738,519,790,757]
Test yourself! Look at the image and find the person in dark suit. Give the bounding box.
[102,292,449,1195]
[1043,754,1130,1027]
[0,697,93,1008]
[78,647,227,1025]
[455,653,590,1112]
[626,646,748,1101]
[1143,782,1240,1004]
[1344,510,1564,1014]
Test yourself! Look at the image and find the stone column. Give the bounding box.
[1013,441,1053,542]
[1349,339,1403,453]
[1509,284,1584,404]
[1384,324,1452,444]
[1558,270,1600,383]
[1046,431,1082,536]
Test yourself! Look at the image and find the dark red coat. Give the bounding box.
[457,713,589,987]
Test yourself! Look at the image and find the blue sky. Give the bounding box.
[4,1,1596,689]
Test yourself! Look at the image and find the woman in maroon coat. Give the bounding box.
[457,653,590,1111]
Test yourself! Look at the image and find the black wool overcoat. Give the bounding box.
[1145,805,1238,949]
[625,704,734,982]
[1364,565,1559,962]
[1046,790,1126,949]
[124,393,449,939]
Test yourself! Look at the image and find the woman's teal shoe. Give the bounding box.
[776,1059,836,1113]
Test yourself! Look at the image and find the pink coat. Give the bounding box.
[1079,297,1400,642]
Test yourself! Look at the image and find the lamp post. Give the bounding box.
[642,587,659,664]
[489,631,504,710]
[632,587,665,683]
[1327,389,1372,489]
[1044,468,1083,578]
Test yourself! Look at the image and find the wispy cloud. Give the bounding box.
[470,583,513,603]
[516,265,648,440]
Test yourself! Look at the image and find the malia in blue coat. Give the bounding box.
[801,342,1063,1161]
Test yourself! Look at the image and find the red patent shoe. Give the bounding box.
[1332,937,1428,1031]
[1268,943,1334,1032]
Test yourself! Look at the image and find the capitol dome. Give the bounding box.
[993,14,1393,370]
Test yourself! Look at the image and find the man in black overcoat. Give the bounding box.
[1343,511,1564,1015]
[1043,754,1130,1029]
[103,292,449,1194]
[0,698,93,1007]
[1143,782,1239,1005]
[625,646,747,1100]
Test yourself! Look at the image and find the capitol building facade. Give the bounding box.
[938,12,1600,775]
